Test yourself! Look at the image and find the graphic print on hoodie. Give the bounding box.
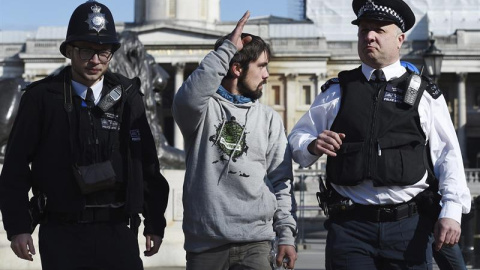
[209,115,250,177]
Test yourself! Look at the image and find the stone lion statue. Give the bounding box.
[110,31,185,169]
[0,78,26,162]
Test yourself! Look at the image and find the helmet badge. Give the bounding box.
[85,4,108,33]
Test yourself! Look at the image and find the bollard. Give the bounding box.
[473,196,480,268]
[296,173,306,248]
[461,200,474,266]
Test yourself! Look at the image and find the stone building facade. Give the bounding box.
[1,0,479,167]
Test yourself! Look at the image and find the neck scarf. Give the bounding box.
[216,85,252,104]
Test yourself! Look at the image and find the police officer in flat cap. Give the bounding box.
[0,1,169,269]
[288,0,471,269]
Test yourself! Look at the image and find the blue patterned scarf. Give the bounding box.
[216,85,252,104]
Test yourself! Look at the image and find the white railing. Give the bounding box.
[465,169,480,196]
[466,169,480,183]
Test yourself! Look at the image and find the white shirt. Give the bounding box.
[71,78,104,105]
[288,60,471,223]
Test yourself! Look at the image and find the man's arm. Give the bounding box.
[423,91,471,250]
[137,93,170,247]
[121,79,169,255]
[288,83,342,167]
[0,88,42,260]
[264,112,298,267]
[171,11,251,138]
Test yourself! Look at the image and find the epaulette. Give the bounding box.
[422,75,442,99]
[105,71,140,96]
[321,78,340,93]
[22,74,54,91]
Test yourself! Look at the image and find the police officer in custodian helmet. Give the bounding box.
[0,1,170,269]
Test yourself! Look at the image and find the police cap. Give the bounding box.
[60,1,121,57]
[351,0,415,32]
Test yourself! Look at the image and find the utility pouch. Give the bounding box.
[316,177,332,216]
[72,160,116,194]
[29,192,47,233]
[316,176,352,217]
[413,186,441,221]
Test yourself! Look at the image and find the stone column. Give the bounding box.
[285,73,298,132]
[173,62,185,150]
[456,72,468,166]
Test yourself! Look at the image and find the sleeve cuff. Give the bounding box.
[299,142,320,168]
[439,201,463,224]
[276,226,296,247]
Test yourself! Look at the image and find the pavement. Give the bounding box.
[145,217,448,270]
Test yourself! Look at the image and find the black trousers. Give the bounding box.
[325,214,434,270]
[38,221,143,270]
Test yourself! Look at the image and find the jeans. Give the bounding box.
[186,241,272,270]
[433,243,467,270]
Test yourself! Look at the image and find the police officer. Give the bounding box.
[288,0,471,269]
[0,1,169,269]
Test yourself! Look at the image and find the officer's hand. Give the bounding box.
[433,217,461,251]
[10,233,35,261]
[144,234,162,257]
[308,130,346,157]
[276,244,297,269]
[228,11,252,51]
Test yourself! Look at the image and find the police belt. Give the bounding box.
[45,207,127,224]
[329,200,418,222]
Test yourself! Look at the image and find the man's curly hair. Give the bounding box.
[214,33,271,79]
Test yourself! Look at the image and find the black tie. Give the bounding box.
[372,69,385,90]
[85,88,95,109]
[373,69,384,82]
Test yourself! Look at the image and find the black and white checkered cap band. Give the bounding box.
[357,1,405,31]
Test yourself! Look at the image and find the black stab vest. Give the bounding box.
[327,67,428,187]
[71,83,126,205]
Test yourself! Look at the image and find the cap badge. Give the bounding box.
[358,0,377,17]
[85,4,108,33]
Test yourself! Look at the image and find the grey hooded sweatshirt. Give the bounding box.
[172,40,297,252]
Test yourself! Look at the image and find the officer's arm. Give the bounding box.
[307,130,346,157]
[0,89,41,240]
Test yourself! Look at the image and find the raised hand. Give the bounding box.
[228,11,252,51]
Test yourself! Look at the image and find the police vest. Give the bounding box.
[71,80,126,205]
[326,67,431,187]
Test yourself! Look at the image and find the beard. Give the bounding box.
[237,74,264,101]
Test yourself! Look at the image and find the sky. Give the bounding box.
[0,0,291,31]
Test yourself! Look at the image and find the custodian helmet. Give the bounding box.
[59,0,121,57]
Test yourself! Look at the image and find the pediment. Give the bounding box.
[131,23,227,45]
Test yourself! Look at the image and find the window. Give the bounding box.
[302,85,312,105]
[475,87,480,109]
[271,85,281,105]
